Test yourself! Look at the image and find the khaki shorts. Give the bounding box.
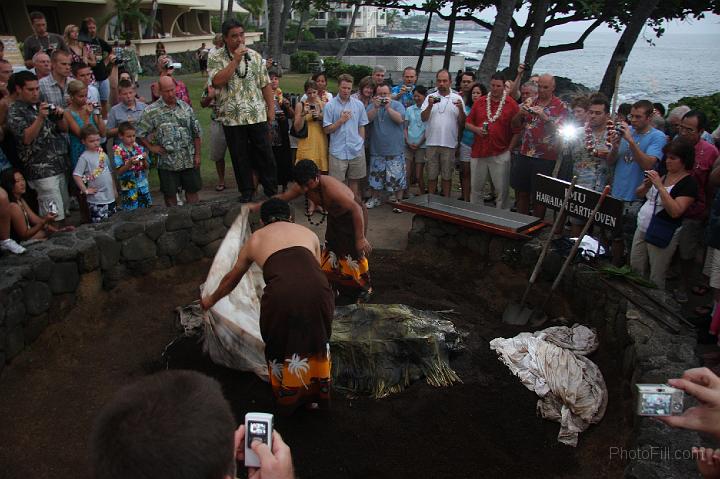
[704,247,720,290]
[426,146,455,180]
[209,120,227,163]
[405,147,426,164]
[329,152,366,181]
[678,217,704,260]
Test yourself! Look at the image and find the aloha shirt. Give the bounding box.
[207,47,270,126]
[135,98,201,171]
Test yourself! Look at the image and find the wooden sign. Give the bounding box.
[0,36,25,69]
[534,174,623,229]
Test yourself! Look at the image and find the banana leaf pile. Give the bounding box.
[175,302,465,399]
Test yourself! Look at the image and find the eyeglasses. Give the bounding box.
[677,125,697,133]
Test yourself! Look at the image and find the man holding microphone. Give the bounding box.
[207,19,277,203]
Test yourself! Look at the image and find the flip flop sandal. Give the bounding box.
[692,285,711,296]
[215,184,226,192]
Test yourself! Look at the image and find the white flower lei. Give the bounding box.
[486,89,508,124]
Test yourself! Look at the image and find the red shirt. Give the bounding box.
[519,95,568,161]
[686,139,719,219]
[467,94,520,158]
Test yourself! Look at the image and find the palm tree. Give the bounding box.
[240,0,265,27]
[103,0,153,40]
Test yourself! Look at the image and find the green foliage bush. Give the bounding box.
[669,92,720,132]
[290,50,320,74]
[322,57,373,82]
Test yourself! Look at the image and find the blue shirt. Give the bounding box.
[323,96,368,160]
[391,84,415,108]
[612,126,667,201]
[405,105,426,148]
[366,100,406,157]
[461,105,474,146]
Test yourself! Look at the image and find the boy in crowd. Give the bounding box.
[405,85,427,195]
[73,125,116,223]
[112,121,151,211]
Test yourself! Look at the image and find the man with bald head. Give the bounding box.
[136,76,202,206]
[31,52,51,80]
[511,73,567,218]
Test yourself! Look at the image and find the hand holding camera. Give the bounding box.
[429,95,441,106]
[657,367,720,441]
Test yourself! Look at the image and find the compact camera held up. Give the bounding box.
[636,384,684,416]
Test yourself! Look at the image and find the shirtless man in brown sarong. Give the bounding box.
[201,198,334,414]
[262,159,373,302]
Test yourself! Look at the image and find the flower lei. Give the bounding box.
[83,148,107,183]
[485,89,508,124]
[584,120,614,156]
[113,143,146,174]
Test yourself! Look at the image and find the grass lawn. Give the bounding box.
[147,72,336,190]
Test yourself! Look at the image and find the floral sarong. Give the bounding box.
[321,209,371,300]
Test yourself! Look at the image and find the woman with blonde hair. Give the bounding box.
[63,24,96,66]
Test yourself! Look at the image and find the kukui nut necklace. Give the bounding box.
[305,179,327,226]
[225,45,249,79]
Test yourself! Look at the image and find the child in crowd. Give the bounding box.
[404,85,427,195]
[73,125,117,223]
[112,121,151,210]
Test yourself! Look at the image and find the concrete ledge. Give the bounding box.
[0,199,243,376]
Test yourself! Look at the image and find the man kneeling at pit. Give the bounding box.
[202,198,334,414]
[90,370,295,479]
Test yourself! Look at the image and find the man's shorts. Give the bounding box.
[678,217,705,261]
[703,247,720,289]
[369,154,407,192]
[27,173,69,221]
[329,152,366,181]
[405,147,426,164]
[459,143,472,163]
[96,78,110,102]
[209,120,228,163]
[510,153,554,193]
[158,168,202,196]
[426,146,455,181]
[89,201,117,223]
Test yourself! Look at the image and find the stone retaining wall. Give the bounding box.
[409,215,702,479]
[0,199,245,377]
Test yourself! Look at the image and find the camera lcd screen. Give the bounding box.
[247,420,269,444]
[640,393,672,416]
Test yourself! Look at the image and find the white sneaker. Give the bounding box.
[365,197,381,209]
[0,238,26,254]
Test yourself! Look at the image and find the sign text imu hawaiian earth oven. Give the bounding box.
[535,174,623,229]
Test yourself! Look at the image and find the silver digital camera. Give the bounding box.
[636,384,684,416]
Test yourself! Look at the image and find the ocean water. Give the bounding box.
[393,29,720,107]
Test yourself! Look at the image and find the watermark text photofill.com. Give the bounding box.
[609,446,694,461]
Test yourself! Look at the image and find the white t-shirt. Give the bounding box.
[420,91,465,148]
[73,150,115,205]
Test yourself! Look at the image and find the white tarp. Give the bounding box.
[199,207,269,380]
[489,324,607,446]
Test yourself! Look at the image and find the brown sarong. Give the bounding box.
[321,209,371,300]
[261,246,335,414]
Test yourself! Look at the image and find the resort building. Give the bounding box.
[0,1,260,59]
[292,4,387,39]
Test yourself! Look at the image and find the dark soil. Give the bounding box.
[0,249,629,479]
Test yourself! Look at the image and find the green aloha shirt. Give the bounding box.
[207,47,270,126]
[135,98,201,171]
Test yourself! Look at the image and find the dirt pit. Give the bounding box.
[0,249,629,478]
